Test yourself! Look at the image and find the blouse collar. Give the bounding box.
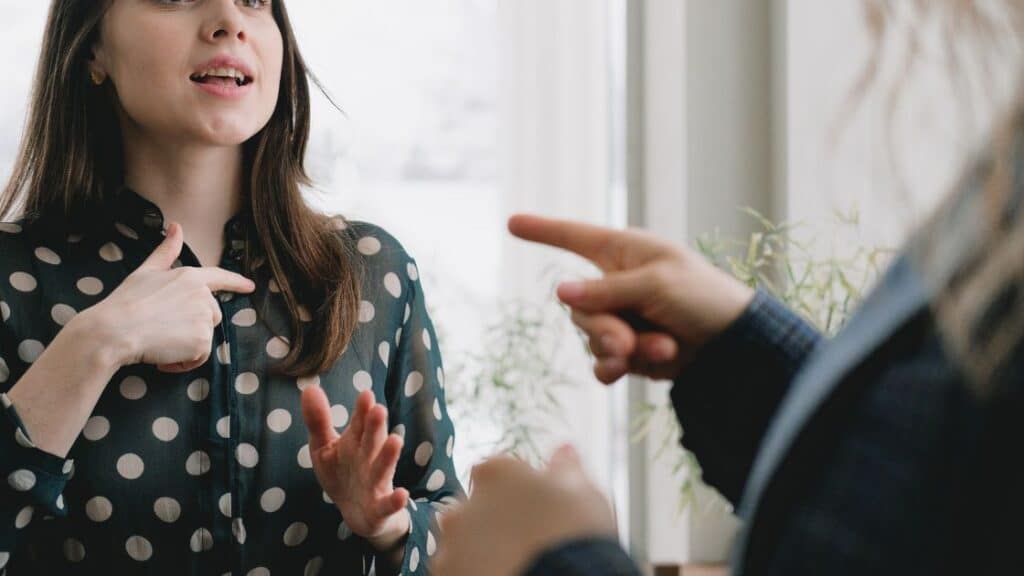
[111,186,252,259]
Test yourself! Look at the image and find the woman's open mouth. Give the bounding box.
[189,68,253,88]
[189,67,254,98]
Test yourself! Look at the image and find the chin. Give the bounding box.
[199,120,265,147]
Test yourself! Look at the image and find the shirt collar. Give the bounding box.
[111,186,252,252]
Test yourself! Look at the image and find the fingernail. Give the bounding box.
[559,281,585,300]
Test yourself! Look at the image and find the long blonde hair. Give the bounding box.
[864,0,1024,397]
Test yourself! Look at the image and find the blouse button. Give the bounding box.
[227,239,245,261]
[142,210,164,230]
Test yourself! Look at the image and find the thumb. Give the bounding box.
[301,384,339,452]
[556,268,650,314]
[138,222,184,272]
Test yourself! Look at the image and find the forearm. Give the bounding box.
[672,289,822,505]
[5,309,124,458]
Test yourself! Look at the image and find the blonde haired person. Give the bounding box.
[436,2,1022,575]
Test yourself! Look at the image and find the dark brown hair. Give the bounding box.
[0,0,361,378]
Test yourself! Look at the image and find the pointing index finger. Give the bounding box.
[193,268,256,294]
[508,214,621,270]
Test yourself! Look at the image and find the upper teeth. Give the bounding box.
[194,67,246,80]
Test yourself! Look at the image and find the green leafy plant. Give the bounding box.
[635,207,893,513]
[443,286,582,470]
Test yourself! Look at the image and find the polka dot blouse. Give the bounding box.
[0,188,462,574]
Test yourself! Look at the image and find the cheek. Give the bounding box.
[258,32,286,119]
[109,33,188,120]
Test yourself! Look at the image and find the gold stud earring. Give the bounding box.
[89,70,105,86]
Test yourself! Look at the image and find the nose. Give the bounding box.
[201,0,248,44]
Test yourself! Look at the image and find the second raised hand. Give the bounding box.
[300,387,410,550]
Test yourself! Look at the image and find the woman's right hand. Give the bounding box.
[87,222,256,373]
[508,214,755,383]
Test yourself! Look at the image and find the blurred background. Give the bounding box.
[1,0,1012,572]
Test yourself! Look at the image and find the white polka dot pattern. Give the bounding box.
[0,219,459,572]
[99,242,124,262]
[125,535,153,561]
[185,451,211,476]
[219,493,232,517]
[87,496,113,522]
[119,376,147,400]
[404,372,424,397]
[235,372,259,395]
[187,378,210,401]
[15,505,34,529]
[266,408,292,433]
[76,276,103,295]
[236,443,259,468]
[352,370,372,392]
[283,522,309,546]
[153,497,181,524]
[83,416,110,441]
[260,487,286,513]
[116,453,145,480]
[51,303,77,326]
[34,247,61,266]
[330,404,349,428]
[63,538,85,563]
[190,528,214,552]
[415,442,434,467]
[9,272,36,292]
[357,236,381,255]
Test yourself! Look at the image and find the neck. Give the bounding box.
[121,127,246,265]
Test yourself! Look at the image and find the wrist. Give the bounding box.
[70,307,133,371]
[366,508,411,553]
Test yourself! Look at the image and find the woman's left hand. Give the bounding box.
[301,387,410,552]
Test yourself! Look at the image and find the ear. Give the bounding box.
[87,31,109,82]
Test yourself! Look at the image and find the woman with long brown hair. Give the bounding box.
[0,1,460,574]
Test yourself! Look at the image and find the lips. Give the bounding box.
[191,74,251,87]
[189,56,255,87]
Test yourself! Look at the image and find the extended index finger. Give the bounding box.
[192,267,256,294]
[508,214,622,269]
